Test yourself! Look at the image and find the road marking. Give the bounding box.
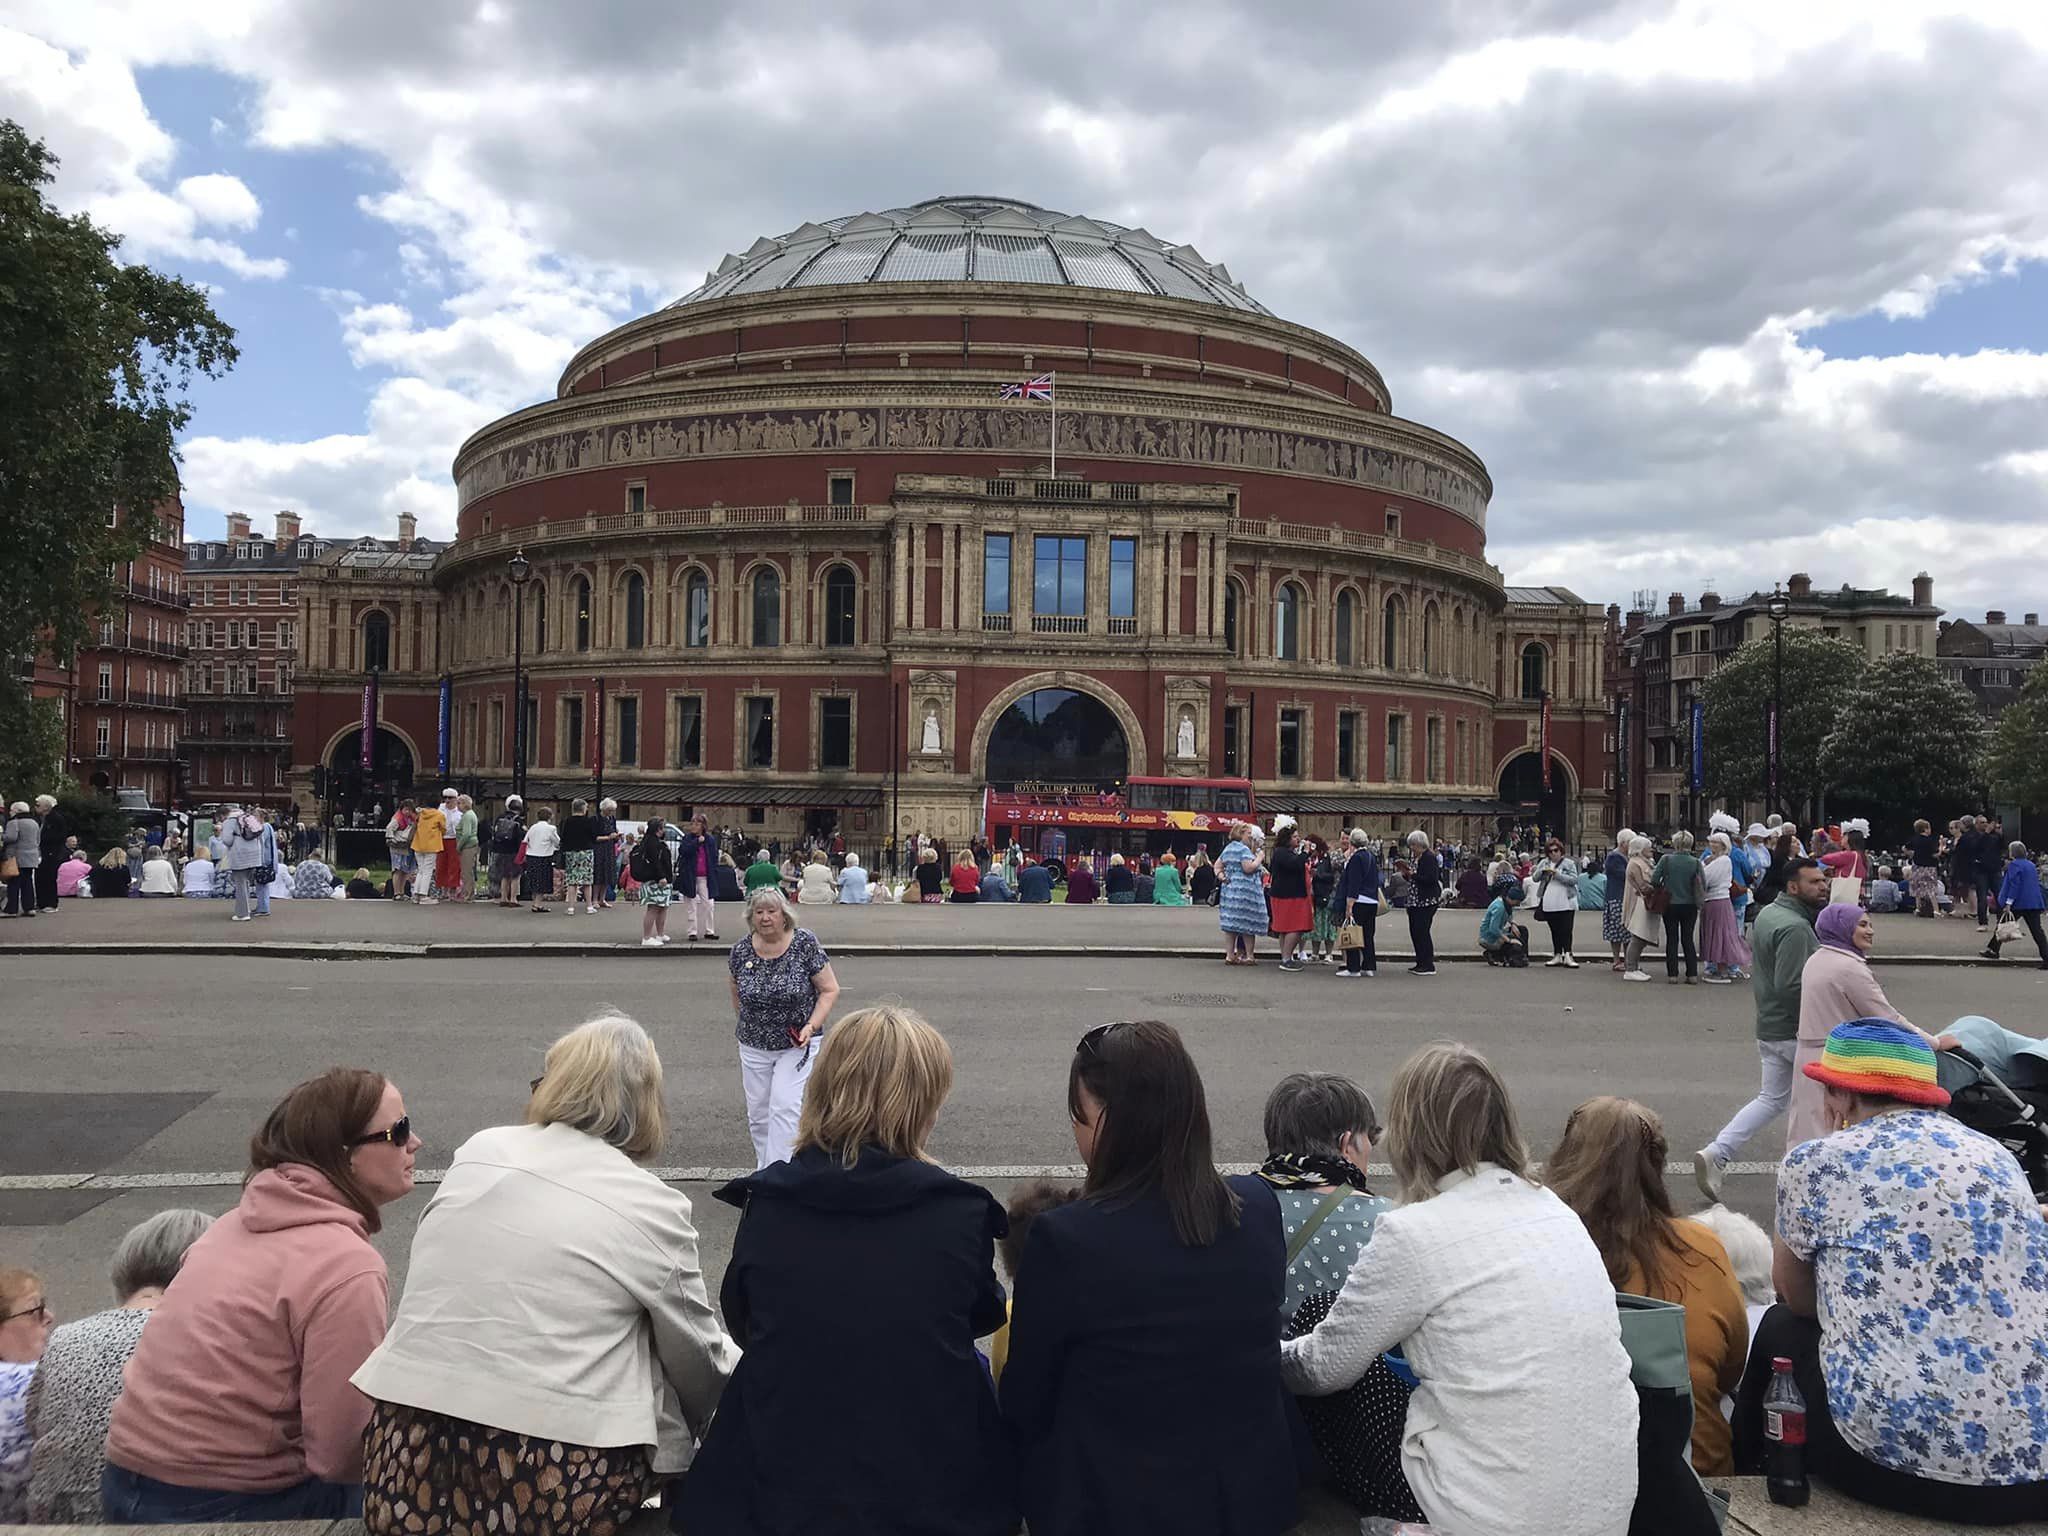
[0,1159,1785,1192]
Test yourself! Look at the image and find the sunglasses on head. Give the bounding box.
[349,1114,411,1149]
[1076,1021,1133,1057]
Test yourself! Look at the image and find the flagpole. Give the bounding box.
[1050,371,1057,479]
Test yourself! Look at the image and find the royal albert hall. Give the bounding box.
[291,196,1611,851]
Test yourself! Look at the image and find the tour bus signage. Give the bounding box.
[989,803,1223,832]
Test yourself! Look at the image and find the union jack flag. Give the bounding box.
[998,373,1054,402]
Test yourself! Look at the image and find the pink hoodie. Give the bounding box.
[105,1165,388,1491]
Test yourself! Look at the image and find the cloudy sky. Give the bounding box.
[6,0,2046,617]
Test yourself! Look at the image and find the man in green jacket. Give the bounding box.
[743,850,781,893]
[1694,857,1827,1198]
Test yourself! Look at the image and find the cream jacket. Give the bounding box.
[352,1122,737,1471]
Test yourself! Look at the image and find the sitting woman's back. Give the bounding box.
[1002,1020,1296,1536]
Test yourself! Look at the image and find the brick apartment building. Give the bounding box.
[180,510,336,806]
[1937,609,2048,716]
[1606,571,1941,833]
[66,495,192,807]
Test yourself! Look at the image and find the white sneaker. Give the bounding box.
[1622,970,1651,981]
[565,905,577,914]
[641,936,662,947]
[1561,955,1580,968]
[417,897,438,906]
[1702,974,1733,984]
[1694,1149,1726,1201]
[1334,969,1360,979]
[657,933,672,945]
[1545,955,1564,967]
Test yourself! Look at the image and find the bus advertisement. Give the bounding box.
[981,777,1257,856]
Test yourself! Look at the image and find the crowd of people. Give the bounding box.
[10,989,2048,1533]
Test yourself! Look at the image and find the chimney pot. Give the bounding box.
[1986,610,2007,626]
[1625,610,1644,636]
[225,512,251,540]
[397,511,418,545]
[1787,572,1812,599]
[1700,591,1721,612]
[1667,592,1685,616]
[1911,571,1933,607]
[274,510,301,542]
[2027,614,2040,627]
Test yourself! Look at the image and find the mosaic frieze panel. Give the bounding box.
[458,403,1486,521]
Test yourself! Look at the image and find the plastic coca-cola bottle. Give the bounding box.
[1764,1356,1810,1507]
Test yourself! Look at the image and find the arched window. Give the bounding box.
[623,571,646,649]
[751,568,781,647]
[1335,589,1356,667]
[533,583,548,653]
[573,577,592,652]
[683,571,709,648]
[1223,580,1244,657]
[362,611,392,672]
[1422,602,1440,674]
[1382,595,1405,669]
[1520,643,1547,699]
[1274,581,1302,662]
[823,565,857,647]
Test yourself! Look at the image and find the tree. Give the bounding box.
[0,120,236,789]
[1984,663,2048,812]
[1819,651,1985,838]
[0,692,66,796]
[1701,628,1866,820]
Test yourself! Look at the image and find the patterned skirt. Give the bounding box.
[1219,874,1270,937]
[1601,891,1627,944]
[564,849,596,885]
[639,879,673,908]
[521,853,555,900]
[362,1399,658,1536]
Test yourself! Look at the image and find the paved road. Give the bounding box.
[7,950,2044,1314]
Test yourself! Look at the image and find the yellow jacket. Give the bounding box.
[411,807,446,854]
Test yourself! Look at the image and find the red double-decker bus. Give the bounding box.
[982,776,1257,867]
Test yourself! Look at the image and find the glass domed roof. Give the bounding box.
[668,195,1268,313]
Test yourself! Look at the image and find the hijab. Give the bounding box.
[1815,902,1864,959]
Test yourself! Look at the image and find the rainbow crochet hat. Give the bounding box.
[1802,1019,1950,1108]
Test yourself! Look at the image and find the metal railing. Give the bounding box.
[93,635,189,660]
[123,581,191,608]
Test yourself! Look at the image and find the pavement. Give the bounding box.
[1,891,2033,962]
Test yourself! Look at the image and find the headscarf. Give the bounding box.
[1815,902,1863,958]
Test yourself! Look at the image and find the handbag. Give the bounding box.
[0,857,16,880]
[1995,909,2027,944]
[1828,876,1863,906]
[1337,919,1365,950]
[1646,886,1671,915]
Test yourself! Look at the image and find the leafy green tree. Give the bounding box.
[1984,663,2048,812]
[0,693,66,798]
[1701,628,1866,820]
[1819,651,1985,838]
[56,789,134,857]
[0,120,236,789]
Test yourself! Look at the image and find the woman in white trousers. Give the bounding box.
[728,888,841,1167]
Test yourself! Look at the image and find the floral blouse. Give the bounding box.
[0,1359,33,1524]
[728,929,830,1052]
[1778,1106,2048,1485]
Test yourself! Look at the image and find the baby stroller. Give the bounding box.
[1942,1045,2048,1203]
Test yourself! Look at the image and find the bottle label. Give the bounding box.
[1765,1408,1807,1446]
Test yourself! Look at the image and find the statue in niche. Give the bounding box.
[1177,709,1197,760]
[920,704,943,754]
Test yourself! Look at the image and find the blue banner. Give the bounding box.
[437,676,452,778]
[1689,696,1705,792]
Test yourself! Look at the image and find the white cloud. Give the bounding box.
[175,172,260,229]
[9,0,2047,612]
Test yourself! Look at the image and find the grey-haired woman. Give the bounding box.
[25,1211,214,1523]
[729,889,842,1167]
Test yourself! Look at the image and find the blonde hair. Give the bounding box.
[526,1013,668,1161]
[919,846,937,864]
[99,846,129,868]
[1383,1042,1530,1205]
[794,1005,954,1168]
[0,1267,40,1315]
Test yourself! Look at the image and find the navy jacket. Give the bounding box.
[1017,863,1054,903]
[674,1149,1014,1536]
[1000,1175,1298,1536]
[1333,848,1381,912]
[673,832,712,897]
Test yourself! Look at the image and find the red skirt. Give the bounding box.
[434,844,463,891]
[1268,895,1314,934]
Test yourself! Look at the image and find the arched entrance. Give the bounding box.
[984,687,1130,787]
[1497,751,1570,840]
[326,726,416,823]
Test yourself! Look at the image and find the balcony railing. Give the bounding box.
[1031,614,1089,635]
[122,582,191,609]
[1228,516,1500,583]
[92,635,190,660]
[1106,616,1138,636]
[454,504,887,564]
[90,746,176,762]
[981,612,1013,633]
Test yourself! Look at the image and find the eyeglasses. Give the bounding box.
[1,1301,49,1326]
[530,1075,546,1094]
[1076,1021,1131,1058]
[348,1115,411,1149]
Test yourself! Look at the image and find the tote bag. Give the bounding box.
[1617,1292,1728,1536]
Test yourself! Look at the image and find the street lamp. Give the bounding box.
[1766,584,1790,817]
[509,549,531,804]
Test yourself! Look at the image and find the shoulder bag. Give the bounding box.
[1284,1188,1353,1268]
[1618,1292,1728,1535]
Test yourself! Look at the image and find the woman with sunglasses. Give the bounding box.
[1000,1019,1298,1536]
[103,1068,420,1523]
[1,1267,55,1522]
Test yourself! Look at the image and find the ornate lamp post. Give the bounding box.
[1766,584,1789,816]
[509,549,531,804]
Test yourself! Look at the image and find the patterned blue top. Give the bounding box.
[1271,1187,1391,1326]
[0,1360,32,1523]
[1779,1107,2048,1485]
